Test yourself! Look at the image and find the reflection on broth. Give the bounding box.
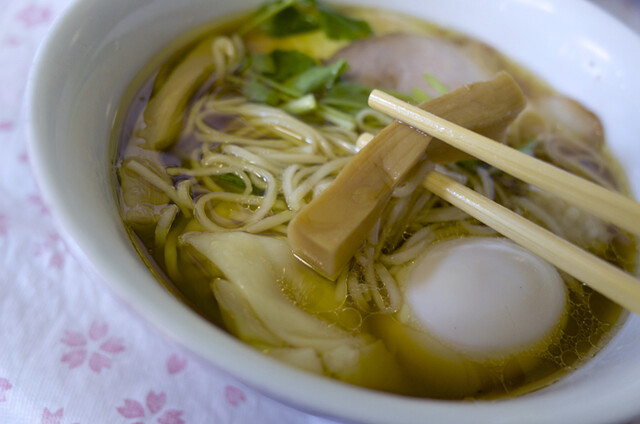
[113,0,636,399]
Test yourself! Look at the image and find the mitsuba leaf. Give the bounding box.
[269,50,317,82]
[267,2,320,37]
[322,82,372,110]
[286,59,348,95]
[214,174,247,192]
[517,138,539,155]
[239,0,296,35]
[242,76,280,105]
[249,53,276,75]
[245,0,372,40]
[456,160,480,172]
[317,4,372,40]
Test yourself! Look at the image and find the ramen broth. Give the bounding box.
[112,2,636,399]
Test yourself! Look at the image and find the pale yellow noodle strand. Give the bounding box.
[433,164,467,185]
[318,127,359,154]
[183,96,207,136]
[125,160,192,215]
[355,107,392,134]
[370,290,387,313]
[312,179,333,199]
[513,196,566,237]
[154,204,179,252]
[423,206,470,223]
[374,263,402,312]
[211,34,244,78]
[212,100,335,157]
[221,145,282,175]
[347,272,369,311]
[356,248,377,304]
[244,211,295,234]
[168,166,252,196]
[193,119,275,147]
[335,271,349,305]
[461,221,498,236]
[194,192,263,231]
[245,147,328,165]
[175,180,195,217]
[282,165,299,210]
[289,157,350,211]
[477,167,495,200]
[383,239,430,265]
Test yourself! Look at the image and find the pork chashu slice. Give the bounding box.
[332,33,499,99]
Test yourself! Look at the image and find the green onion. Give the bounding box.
[411,87,431,103]
[423,73,448,95]
[518,139,539,155]
[318,105,356,130]
[283,94,318,114]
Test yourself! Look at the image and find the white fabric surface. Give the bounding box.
[0,0,638,423]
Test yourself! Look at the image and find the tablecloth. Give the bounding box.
[1,1,639,423]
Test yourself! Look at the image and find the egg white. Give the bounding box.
[400,237,568,359]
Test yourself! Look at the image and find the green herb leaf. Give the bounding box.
[411,87,431,103]
[213,174,265,195]
[242,0,372,40]
[239,0,297,35]
[456,160,480,172]
[249,53,276,75]
[267,2,320,37]
[322,82,371,110]
[242,76,280,105]
[317,4,373,40]
[214,174,247,192]
[286,59,348,95]
[518,139,539,155]
[268,50,317,82]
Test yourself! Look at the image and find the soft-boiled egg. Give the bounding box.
[402,237,567,359]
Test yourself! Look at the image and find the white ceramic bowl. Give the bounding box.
[27,0,640,423]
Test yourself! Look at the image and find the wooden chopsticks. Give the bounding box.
[369,89,640,236]
[368,90,640,314]
[424,171,640,315]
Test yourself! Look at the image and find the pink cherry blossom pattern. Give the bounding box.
[28,194,50,215]
[19,151,29,163]
[48,251,65,269]
[88,352,112,373]
[116,399,145,419]
[166,354,187,375]
[34,232,67,270]
[146,391,166,414]
[60,349,86,370]
[158,410,185,424]
[60,321,125,373]
[224,385,246,407]
[17,4,53,27]
[0,214,7,237]
[0,378,12,402]
[0,121,14,131]
[117,391,185,424]
[41,407,63,424]
[2,36,20,47]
